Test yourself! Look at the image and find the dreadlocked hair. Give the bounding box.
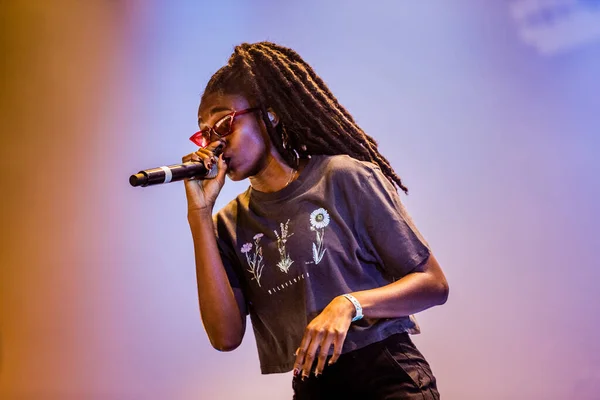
[201,41,408,194]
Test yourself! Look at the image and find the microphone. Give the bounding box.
[129,146,223,187]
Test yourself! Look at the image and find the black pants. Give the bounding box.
[292,333,439,400]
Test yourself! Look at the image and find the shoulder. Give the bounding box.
[314,154,385,193]
[316,154,380,180]
[315,154,400,200]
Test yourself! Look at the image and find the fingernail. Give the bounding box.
[314,370,321,377]
[293,368,300,377]
[302,374,308,381]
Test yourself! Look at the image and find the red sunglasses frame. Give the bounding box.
[190,107,260,148]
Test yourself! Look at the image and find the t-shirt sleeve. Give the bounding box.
[350,163,431,280]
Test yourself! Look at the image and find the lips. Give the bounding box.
[222,155,232,168]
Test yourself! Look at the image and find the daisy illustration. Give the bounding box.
[309,208,330,264]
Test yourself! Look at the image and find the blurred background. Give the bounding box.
[1,1,599,399]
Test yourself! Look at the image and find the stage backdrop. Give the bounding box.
[1,1,599,399]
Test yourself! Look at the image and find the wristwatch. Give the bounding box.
[342,293,363,322]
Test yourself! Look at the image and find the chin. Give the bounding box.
[226,169,246,182]
[226,158,256,181]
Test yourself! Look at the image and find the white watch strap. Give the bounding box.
[342,293,363,322]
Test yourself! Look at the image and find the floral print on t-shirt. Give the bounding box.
[239,208,331,288]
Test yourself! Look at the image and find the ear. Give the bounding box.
[266,108,280,127]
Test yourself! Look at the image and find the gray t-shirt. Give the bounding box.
[213,154,431,374]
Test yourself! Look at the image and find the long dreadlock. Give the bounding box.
[201,41,409,194]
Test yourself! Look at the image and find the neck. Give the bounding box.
[249,154,296,193]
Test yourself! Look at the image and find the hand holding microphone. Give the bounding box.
[182,141,229,213]
[129,141,228,212]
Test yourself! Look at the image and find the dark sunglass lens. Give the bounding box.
[214,115,233,137]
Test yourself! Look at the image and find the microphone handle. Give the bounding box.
[129,161,217,187]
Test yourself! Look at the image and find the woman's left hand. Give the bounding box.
[293,295,356,379]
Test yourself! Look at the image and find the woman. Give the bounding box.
[183,41,448,399]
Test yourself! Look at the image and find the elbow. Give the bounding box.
[203,313,245,352]
[207,324,244,352]
[436,278,449,306]
[210,336,242,352]
[420,254,448,307]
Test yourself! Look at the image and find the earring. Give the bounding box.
[281,124,289,149]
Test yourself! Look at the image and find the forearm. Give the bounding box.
[188,210,244,351]
[293,255,448,378]
[350,255,449,319]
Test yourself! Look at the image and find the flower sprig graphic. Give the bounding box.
[274,220,295,273]
[309,208,330,264]
[241,233,265,287]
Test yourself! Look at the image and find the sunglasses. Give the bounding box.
[190,107,260,148]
